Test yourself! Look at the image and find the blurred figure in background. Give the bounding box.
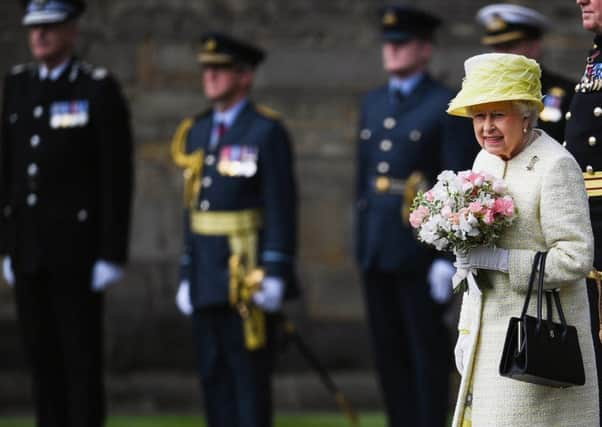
[354,5,458,426]
[171,33,298,427]
[564,0,602,422]
[0,1,133,426]
[476,3,574,143]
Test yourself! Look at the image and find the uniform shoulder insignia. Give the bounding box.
[10,63,33,75]
[256,104,282,120]
[92,67,108,80]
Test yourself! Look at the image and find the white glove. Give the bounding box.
[175,280,194,316]
[3,257,14,287]
[454,333,471,375]
[428,258,454,304]
[252,276,284,312]
[456,246,509,273]
[91,260,124,292]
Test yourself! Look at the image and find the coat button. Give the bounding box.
[202,176,212,188]
[30,135,40,147]
[26,193,37,207]
[360,129,372,140]
[595,107,602,117]
[377,162,390,174]
[587,165,595,174]
[409,129,422,142]
[562,141,567,147]
[33,106,43,118]
[27,163,38,176]
[9,113,18,124]
[200,200,210,211]
[565,111,572,120]
[380,139,392,151]
[3,206,11,217]
[589,136,597,146]
[383,117,396,129]
[205,155,215,166]
[77,209,88,222]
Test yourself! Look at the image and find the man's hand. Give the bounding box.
[2,257,14,287]
[91,260,124,292]
[252,276,284,312]
[428,258,454,303]
[175,280,193,316]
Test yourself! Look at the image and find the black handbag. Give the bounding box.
[499,251,586,387]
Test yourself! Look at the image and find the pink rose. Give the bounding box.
[409,206,430,228]
[482,209,495,225]
[469,172,484,187]
[493,196,515,217]
[425,191,434,202]
[469,201,483,214]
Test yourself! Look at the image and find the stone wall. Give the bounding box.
[0,0,593,409]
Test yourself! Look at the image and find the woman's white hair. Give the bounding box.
[512,101,539,130]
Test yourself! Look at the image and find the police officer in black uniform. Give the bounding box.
[0,1,133,426]
[171,33,298,427]
[476,3,574,143]
[355,6,460,427]
[565,0,602,422]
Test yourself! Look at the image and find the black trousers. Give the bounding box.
[14,267,105,427]
[192,307,277,427]
[362,270,450,427]
[586,279,602,424]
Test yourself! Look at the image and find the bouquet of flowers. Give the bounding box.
[409,170,517,292]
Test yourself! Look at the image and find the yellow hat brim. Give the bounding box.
[447,95,544,118]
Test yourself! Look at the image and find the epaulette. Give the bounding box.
[10,63,35,76]
[256,104,282,120]
[79,61,109,80]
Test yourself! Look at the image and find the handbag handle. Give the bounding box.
[519,251,569,334]
[519,251,544,318]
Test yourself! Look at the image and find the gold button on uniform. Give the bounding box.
[565,111,572,120]
[380,139,392,151]
[589,136,597,146]
[383,117,396,129]
[375,176,391,192]
[595,107,602,117]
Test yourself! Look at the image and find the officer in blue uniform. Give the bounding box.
[0,1,133,426]
[171,33,298,427]
[564,0,602,422]
[476,3,574,143]
[355,6,455,427]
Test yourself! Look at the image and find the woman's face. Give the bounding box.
[471,101,529,160]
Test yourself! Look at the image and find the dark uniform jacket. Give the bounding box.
[0,59,133,273]
[355,75,456,273]
[178,102,298,308]
[539,68,575,143]
[565,35,602,267]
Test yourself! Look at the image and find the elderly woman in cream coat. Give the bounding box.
[447,53,599,427]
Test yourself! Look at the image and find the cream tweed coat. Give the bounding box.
[452,130,599,427]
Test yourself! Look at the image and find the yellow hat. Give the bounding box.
[447,53,543,118]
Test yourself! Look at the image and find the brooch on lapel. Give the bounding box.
[526,156,539,171]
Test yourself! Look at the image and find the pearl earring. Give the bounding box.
[523,127,528,134]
